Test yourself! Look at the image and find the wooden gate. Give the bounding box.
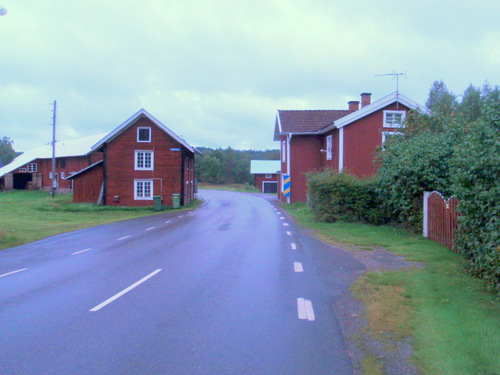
[423,191,459,250]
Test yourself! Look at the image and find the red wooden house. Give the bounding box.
[250,160,280,193]
[274,92,426,203]
[68,109,199,207]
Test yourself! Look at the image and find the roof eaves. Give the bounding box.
[65,159,103,179]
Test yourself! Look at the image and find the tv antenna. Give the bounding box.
[375,71,407,108]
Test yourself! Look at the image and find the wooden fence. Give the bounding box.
[423,191,459,250]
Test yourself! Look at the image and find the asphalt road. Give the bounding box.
[0,190,364,374]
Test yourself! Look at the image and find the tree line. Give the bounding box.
[195,147,279,185]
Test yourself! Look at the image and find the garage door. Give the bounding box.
[262,181,278,193]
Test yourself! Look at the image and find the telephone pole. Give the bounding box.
[51,100,57,198]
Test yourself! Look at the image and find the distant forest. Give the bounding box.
[195,147,280,185]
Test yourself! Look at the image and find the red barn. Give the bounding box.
[250,160,280,193]
[0,134,105,192]
[274,92,427,203]
[68,109,199,207]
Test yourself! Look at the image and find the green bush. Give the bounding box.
[451,102,500,291]
[376,111,464,230]
[307,170,389,225]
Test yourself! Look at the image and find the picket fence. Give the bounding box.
[423,191,459,251]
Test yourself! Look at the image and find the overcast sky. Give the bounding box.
[1,0,499,152]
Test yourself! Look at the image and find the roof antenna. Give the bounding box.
[375,71,407,108]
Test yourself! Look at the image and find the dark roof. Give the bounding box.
[277,110,350,133]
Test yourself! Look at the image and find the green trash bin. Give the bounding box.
[172,194,181,209]
[153,195,162,211]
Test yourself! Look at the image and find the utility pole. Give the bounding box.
[51,100,57,198]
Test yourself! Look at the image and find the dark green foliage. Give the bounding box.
[451,101,500,291]
[0,137,18,167]
[195,147,279,185]
[426,80,458,116]
[376,112,463,229]
[307,171,390,225]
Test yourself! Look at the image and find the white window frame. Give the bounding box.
[326,135,333,160]
[28,163,37,172]
[281,140,286,162]
[383,110,406,128]
[382,131,403,149]
[265,174,272,178]
[19,168,27,172]
[135,150,154,170]
[134,180,153,200]
[61,172,66,179]
[137,127,152,142]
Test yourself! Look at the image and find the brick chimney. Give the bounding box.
[348,101,359,112]
[361,93,372,108]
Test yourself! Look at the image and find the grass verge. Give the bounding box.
[284,202,499,375]
[0,190,201,250]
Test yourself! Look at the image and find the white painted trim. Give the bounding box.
[423,191,430,237]
[338,127,344,172]
[383,110,406,128]
[137,126,152,142]
[134,179,154,200]
[262,180,278,193]
[134,150,154,171]
[326,135,332,160]
[286,134,292,204]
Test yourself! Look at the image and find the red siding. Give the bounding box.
[343,103,408,177]
[72,163,104,203]
[254,174,278,192]
[289,135,323,203]
[103,117,194,207]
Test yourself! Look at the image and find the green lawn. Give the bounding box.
[284,202,499,375]
[0,190,197,250]
[198,182,260,193]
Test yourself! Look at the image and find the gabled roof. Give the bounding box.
[91,108,200,154]
[65,160,103,180]
[322,92,428,133]
[250,160,281,174]
[0,133,107,178]
[275,109,350,137]
[273,92,428,139]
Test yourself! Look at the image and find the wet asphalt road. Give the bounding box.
[0,190,364,374]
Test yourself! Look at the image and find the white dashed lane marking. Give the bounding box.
[146,227,155,231]
[117,235,131,241]
[286,231,292,236]
[291,243,297,250]
[72,248,92,255]
[297,298,315,321]
[0,268,28,278]
[294,262,304,272]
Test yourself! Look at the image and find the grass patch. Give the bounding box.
[198,183,260,193]
[283,202,500,375]
[0,190,200,250]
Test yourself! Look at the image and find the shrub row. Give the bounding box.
[307,171,390,225]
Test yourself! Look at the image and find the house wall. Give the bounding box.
[254,173,278,192]
[289,135,323,203]
[72,164,104,203]
[10,152,102,191]
[323,129,340,171]
[343,102,409,177]
[103,117,190,207]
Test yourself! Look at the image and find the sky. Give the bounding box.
[1,0,499,153]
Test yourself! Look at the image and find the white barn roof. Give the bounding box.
[250,160,281,174]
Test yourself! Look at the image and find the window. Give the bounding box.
[265,174,272,178]
[135,151,154,170]
[135,180,153,200]
[19,168,27,172]
[61,172,66,179]
[28,163,37,172]
[137,127,151,142]
[383,110,406,128]
[326,135,332,160]
[382,131,403,149]
[281,140,286,162]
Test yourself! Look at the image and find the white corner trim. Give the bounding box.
[338,127,344,172]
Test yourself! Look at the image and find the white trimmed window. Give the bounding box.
[134,180,153,200]
[383,110,406,128]
[137,127,151,142]
[19,168,27,172]
[28,163,37,172]
[326,135,332,160]
[135,151,154,170]
[265,174,272,178]
[281,141,286,162]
